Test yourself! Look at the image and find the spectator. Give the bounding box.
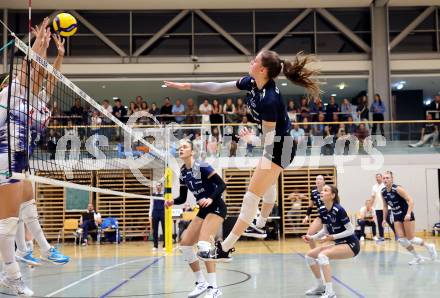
[355,123,370,150]
[79,203,102,246]
[160,97,173,123]
[172,99,185,124]
[223,98,237,123]
[149,183,165,250]
[185,98,198,125]
[207,126,221,157]
[321,125,334,155]
[90,110,102,157]
[193,131,204,157]
[340,98,352,121]
[199,98,212,137]
[309,97,323,122]
[370,93,385,136]
[210,99,223,127]
[408,114,439,147]
[46,128,59,160]
[358,199,377,241]
[236,98,247,120]
[238,115,255,157]
[330,113,340,135]
[128,101,139,116]
[101,100,113,139]
[135,95,143,110]
[335,124,350,155]
[70,98,84,125]
[356,95,369,123]
[150,102,160,116]
[223,126,238,157]
[287,99,298,122]
[302,117,311,137]
[141,101,149,112]
[290,122,305,144]
[102,99,113,115]
[325,96,340,122]
[113,98,127,122]
[346,116,357,134]
[311,113,326,138]
[299,98,310,121]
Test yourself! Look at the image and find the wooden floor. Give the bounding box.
[1,237,440,297]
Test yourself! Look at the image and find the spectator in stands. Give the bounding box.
[311,113,326,138]
[135,95,143,110]
[356,95,369,124]
[46,128,59,160]
[199,98,212,116]
[128,102,139,116]
[210,99,223,127]
[358,199,377,241]
[309,97,323,122]
[299,98,310,121]
[325,96,340,122]
[321,125,334,155]
[172,99,185,124]
[330,114,340,135]
[90,110,102,157]
[223,125,238,157]
[236,98,247,120]
[287,99,298,122]
[223,98,237,123]
[302,117,311,140]
[207,126,221,157]
[185,98,199,125]
[370,93,385,136]
[335,124,350,155]
[113,98,127,122]
[141,101,149,112]
[238,115,255,157]
[160,97,173,123]
[70,98,84,125]
[340,98,352,121]
[150,182,165,250]
[355,123,370,147]
[290,122,305,144]
[408,114,439,148]
[102,99,113,115]
[345,116,357,134]
[150,102,160,116]
[79,203,102,246]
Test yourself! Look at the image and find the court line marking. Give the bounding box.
[98,256,164,298]
[295,253,365,298]
[45,257,151,297]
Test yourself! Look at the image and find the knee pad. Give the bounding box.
[305,255,317,266]
[238,192,261,225]
[409,237,423,246]
[262,184,276,205]
[20,199,39,224]
[398,238,411,248]
[317,253,329,266]
[179,246,198,264]
[0,217,19,236]
[197,241,211,253]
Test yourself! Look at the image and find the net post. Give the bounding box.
[164,167,173,253]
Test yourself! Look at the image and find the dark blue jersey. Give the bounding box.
[180,160,219,201]
[320,203,357,243]
[236,76,291,136]
[311,187,325,218]
[381,184,409,217]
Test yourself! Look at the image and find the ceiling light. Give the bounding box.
[161,84,167,88]
[281,82,288,86]
[396,83,404,90]
[338,83,345,90]
[331,93,337,97]
[101,85,106,89]
[423,98,433,106]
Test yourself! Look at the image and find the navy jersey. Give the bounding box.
[236,76,291,136]
[180,160,219,201]
[381,184,409,217]
[311,187,325,218]
[320,203,357,243]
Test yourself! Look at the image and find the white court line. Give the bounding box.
[45,257,150,297]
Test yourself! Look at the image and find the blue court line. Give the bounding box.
[99,256,164,298]
[296,253,365,298]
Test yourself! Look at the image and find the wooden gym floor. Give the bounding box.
[1,237,440,297]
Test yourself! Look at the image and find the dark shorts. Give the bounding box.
[393,211,415,223]
[263,135,297,169]
[336,236,360,257]
[196,199,227,220]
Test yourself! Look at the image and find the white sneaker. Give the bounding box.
[204,287,222,298]
[360,236,365,241]
[0,276,34,296]
[320,290,336,298]
[188,281,209,298]
[373,236,378,241]
[305,284,326,295]
[426,244,437,260]
[408,257,424,265]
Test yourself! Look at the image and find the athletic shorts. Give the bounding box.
[196,198,227,220]
[263,135,297,169]
[392,211,415,222]
[335,236,360,257]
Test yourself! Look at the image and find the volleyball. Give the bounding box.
[52,13,77,37]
